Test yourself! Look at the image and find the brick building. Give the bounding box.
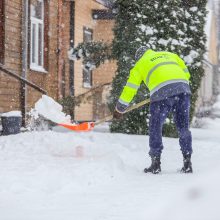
[0,0,116,123]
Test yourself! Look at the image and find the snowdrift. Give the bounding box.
[0,126,220,220]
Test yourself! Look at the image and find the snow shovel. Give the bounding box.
[61,98,150,131]
[58,121,94,131]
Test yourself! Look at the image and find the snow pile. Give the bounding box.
[30,95,71,124]
[1,111,21,117]
[1,95,220,219]
[0,121,220,219]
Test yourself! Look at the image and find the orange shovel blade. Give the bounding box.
[58,122,95,131]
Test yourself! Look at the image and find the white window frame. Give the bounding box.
[30,2,46,73]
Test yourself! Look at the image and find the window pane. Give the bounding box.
[30,0,45,69]
[84,32,92,42]
[31,0,43,20]
[83,28,93,87]
[83,68,92,87]
[32,23,36,63]
[38,23,43,66]
[83,28,93,42]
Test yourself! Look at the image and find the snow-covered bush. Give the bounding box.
[109,0,207,136]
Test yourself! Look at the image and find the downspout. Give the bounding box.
[21,0,28,126]
[58,0,64,99]
[69,1,75,119]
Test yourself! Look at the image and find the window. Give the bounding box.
[30,0,45,72]
[83,66,93,88]
[0,0,4,64]
[83,27,93,88]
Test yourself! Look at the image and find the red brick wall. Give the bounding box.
[0,0,5,63]
[0,0,116,123]
[0,0,62,114]
[0,0,22,113]
[61,1,71,98]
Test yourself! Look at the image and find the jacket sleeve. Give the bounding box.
[116,67,142,113]
[176,55,191,80]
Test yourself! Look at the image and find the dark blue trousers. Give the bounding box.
[149,93,192,157]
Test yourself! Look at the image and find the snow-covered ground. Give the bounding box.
[0,116,220,220]
[0,94,220,220]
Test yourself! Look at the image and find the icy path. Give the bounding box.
[0,119,220,220]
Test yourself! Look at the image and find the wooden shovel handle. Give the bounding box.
[94,98,150,125]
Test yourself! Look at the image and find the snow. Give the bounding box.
[190,7,198,12]
[158,38,170,46]
[85,62,96,71]
[189,26,197,31]
[1,111,21,117]
[1,106,220,220]
[68,48,83,61]
[139,25,154,35]
[183,50,199,65]
[185,11,191,19]
[30,95,71,124]
[171,39,179,45]
[136,13,142,18]
[30,64,47,73]
[68,47,77,61]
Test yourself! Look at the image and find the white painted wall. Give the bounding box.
[196,0,217,115]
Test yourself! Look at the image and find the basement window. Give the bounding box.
[30,0,45,72]
[83,27,93,88]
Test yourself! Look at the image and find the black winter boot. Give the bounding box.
[144,156,161,174]
[181,154,193,173]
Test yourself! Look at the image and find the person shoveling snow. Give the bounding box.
[113,46,193,174]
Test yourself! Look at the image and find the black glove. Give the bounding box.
[113,109,123,120]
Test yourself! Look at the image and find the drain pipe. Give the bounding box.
[57,0,64,99]
[21,0,28,126]
[69,1,75,119]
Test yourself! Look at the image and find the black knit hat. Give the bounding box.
[135,46,149,61]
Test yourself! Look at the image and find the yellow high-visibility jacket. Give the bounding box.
[118,49,190,107]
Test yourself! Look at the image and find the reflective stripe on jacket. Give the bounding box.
[118,50,190,107]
